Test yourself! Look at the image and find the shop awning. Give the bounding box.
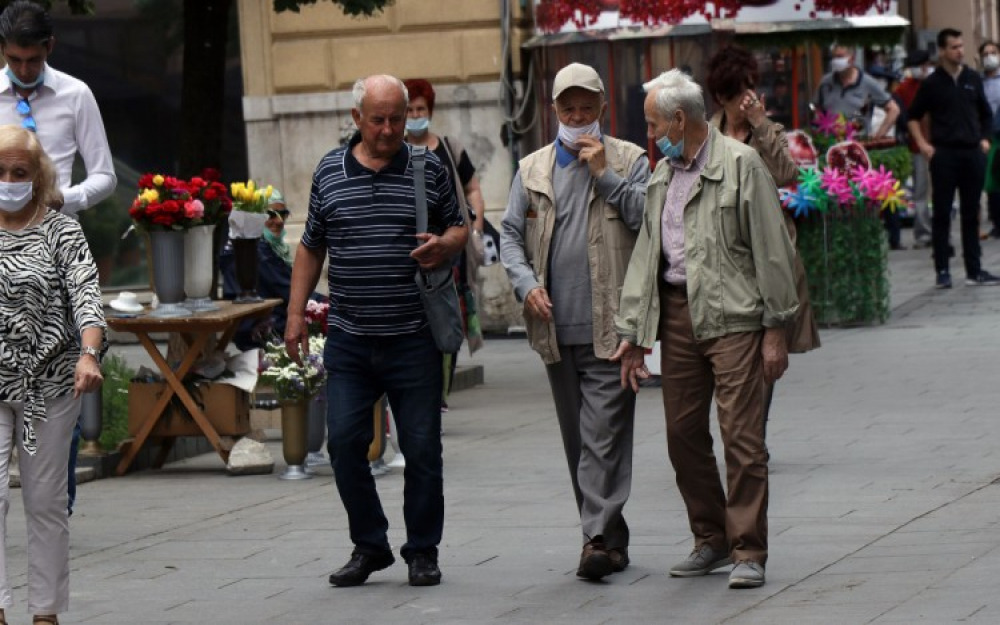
[522,14,908,50]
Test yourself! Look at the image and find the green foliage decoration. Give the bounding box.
[99,353,136,452]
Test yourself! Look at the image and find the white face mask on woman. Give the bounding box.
[0,181,33,212]
[557,120,602,151]
[984,54,1000,72]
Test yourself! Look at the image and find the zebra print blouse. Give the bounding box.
[0,210,106,456]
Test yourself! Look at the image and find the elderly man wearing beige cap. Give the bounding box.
[500,62,649,581]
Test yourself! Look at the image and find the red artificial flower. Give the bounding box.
[201,167,222,182]
[138,174,154,189]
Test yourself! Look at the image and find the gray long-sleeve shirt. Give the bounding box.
[501,151,649,344]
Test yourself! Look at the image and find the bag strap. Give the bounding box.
[412,145,428,234]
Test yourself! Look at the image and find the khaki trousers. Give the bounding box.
[0,394,78,614]
[659,284,769,564]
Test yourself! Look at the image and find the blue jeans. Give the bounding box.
[324,326,443,561]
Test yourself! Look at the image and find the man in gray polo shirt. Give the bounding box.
[814,44,900,138]
[500,63,649,581]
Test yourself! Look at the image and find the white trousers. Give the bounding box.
[0,394,78,614]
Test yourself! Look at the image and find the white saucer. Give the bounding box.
[109,299,144,313]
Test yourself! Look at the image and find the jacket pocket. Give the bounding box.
[525,217,538,265]
[718,190,741,245]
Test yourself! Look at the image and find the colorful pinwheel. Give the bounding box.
[780,186,818,218]
[820,167,854,206]
[881,179,906,213]
[812,110,841,137]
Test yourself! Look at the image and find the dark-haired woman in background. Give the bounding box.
[403,78,486,411]
[706,45,820,442]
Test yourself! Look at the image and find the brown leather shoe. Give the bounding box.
[576,539,614,580]
[609,547,630,572]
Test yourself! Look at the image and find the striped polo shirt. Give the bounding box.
[301,133,463,336]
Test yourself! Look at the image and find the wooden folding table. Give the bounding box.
[106,299,281,475]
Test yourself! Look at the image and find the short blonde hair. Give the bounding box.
[0,124,62,210]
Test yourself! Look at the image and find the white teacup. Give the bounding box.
[110,291,144,313]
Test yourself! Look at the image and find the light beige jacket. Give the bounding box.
[517,136,647,364]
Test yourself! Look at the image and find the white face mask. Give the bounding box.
[557,120,601,151]
[985,54,1000,71]
[0,181,32,212]
[830,57,851,73]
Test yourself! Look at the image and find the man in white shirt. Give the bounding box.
[0,0,115,217]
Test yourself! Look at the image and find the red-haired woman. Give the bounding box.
[403,78,487,410]
[705,46,820,442]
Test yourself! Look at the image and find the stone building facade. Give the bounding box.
[234,0,532,330]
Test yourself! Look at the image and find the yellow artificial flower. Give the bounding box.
[264,185,273,198]
[144,189,159,203]
[252,190,262,202]
[152,174,164,186]
[248,180,256,194]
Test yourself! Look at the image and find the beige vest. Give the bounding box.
[518,135,646,364]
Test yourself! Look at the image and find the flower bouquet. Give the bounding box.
[186,168,233,227]
[228,179,272,239]
[304,300,330,336]
[129,173,196,232]
[258,336,327,403]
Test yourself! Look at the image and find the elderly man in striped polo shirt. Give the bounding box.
[286,74,466,589]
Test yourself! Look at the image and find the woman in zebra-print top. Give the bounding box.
[0,125,105,625]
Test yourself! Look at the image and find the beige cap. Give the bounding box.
[552,63,604,101]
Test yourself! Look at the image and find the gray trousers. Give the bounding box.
[0,394,78,615]
[911,153,932,244]
[545,344,636,550]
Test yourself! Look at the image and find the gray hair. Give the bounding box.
[643,69,706,121]
[352,75,409,111]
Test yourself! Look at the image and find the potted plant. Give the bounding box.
[129,173,200,318]
[258,336,327,479]
[228,179,272,303]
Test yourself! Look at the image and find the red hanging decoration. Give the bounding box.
[812,0,892,16]
[535,0,604,33]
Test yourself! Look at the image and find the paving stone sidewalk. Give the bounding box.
[6,240,1000,624]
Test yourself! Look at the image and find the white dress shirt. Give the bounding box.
[0,64,116,216]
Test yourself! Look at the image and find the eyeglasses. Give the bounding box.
[267,209,290,220]
[16,98,35,132]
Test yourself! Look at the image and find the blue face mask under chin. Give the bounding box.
[6,67,43,90]
[656,120,684,160]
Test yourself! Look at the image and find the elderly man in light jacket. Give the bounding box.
[500,63,649,581]
[613,69,798,589]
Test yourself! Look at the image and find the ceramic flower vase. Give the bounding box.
[183,224,218,311]
[148,230,189,318]
[279,399,311,480]
[305,388,327,468]
[232,238,263,303]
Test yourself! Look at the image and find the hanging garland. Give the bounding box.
[534,0,895,33]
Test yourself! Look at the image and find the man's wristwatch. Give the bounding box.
[80,346,101,362]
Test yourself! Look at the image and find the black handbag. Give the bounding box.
[412,146,464,354]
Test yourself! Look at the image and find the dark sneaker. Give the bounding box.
[407,552,442,586]
[329,550,395,587]
[935,271,952,289]
[729,560,766,589]
[608,547,630,573]
[576,538,614,580]
[669,544,732,577]
[966,271,1000,286]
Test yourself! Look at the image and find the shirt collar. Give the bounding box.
[669,136,709,173]
[554,139,577,168]
[343,131,410,177]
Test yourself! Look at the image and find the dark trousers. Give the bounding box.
[989,191,1000,232]
[930,147,986,277]
[324,326,443,561]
